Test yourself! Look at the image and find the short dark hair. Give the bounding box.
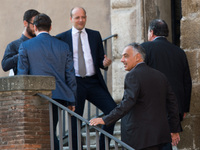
[70,7,86,18]
[23,9,40,22]
[33,13,52,32]
[126,42,146,60]
[148,19,169,37]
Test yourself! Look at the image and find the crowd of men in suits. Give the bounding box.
[2,7,191,150]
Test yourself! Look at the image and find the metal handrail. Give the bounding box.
[37,93,134,150]
[103,34,118,42]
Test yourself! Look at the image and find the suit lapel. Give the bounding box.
[86,29,95,61]
[67,29,73,53]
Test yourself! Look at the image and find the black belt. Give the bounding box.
[76,74,97,79]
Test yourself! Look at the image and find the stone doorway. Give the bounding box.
[171,0,182,46]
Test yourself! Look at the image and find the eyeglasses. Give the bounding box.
[28,21,34,25]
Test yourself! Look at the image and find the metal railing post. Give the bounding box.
[105,136,109,150]
[103,39,108,83]
[88,101,91,120]
[58,107,63,150]
[63,110,65,137]
[77,119,82,150]
[86,124,90,150]
[95,130,100,150]
[49,102,54,150]
[67,112,72,150]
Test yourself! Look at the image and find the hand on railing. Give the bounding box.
[103,55,112,68]
[68,105,75,112]
[89,117,105,126]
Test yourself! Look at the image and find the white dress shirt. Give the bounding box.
[72,26,95,76]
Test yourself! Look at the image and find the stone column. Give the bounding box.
[110,0,172,102]
[111,0,200,149]
[111,0,144,102]
[0,75,55,150]
[178,0,200,149]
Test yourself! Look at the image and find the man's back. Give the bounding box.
[141,37,192,117]
[102,63,181,149]
[18,33,76,102]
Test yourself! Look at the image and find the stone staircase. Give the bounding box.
[63,120,121,150]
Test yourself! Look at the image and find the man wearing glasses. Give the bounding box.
[1,9,40,75]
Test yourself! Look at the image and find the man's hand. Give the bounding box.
[68,106,75,112]
[171,133,180,146]
[183,112,187,119]
[103,55,112,68]
[89,118,105,126]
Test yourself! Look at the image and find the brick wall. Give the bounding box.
[0,76,55,150]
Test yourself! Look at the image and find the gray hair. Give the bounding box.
[125,42,146,60]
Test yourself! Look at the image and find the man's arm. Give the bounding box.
[95,31,112,70]
[166,77,182,132]
[17,43,29,75]
[90,72,139,126]
[183,54,192,114]
[1,43,18,72]
[65,46,77,100]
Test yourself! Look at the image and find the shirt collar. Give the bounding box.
[37,31,49,36]
[72,26,86,34]
[135,62,145,67]
[131,62,145,71]
[153,36,166,41]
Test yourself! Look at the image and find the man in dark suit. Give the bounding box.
[141,19,192,123]
[2,9,40,75]
[17,13,77,150]
[56,7,117,150]
[90,43,182,150]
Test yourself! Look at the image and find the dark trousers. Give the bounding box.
[53,99,72,150]
[72,76,117,150]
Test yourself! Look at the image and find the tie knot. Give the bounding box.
[79,31,82,34]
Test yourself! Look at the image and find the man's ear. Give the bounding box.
[49,25,52,32]
[136,53,143,62]
[150,30,154,37]
[34,25,37,32]
[23,20,28,27]
[148,29,155,41]
[135,53,140,61]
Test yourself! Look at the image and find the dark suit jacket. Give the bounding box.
[17,33,76,103]
[141,37,192,119]
[56,28,108,91]
[103,63,181,149]
[2,34,29,75]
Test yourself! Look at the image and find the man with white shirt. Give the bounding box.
[56,7,117,150]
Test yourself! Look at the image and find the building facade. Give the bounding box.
[0,0,199,149]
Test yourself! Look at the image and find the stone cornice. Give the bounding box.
[0,75,55,91]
